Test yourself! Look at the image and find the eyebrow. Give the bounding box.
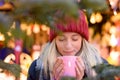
[72,33,80,36]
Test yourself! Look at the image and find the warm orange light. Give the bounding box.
[110,34,117,47]
[90,12,103,24]
[95,12,103,23]
[0,33,5,41]
[109,26,117,34]
[20,23,28,31]
[33,23,40,33]
[90,13,96,24]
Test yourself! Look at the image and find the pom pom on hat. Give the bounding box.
[49,10,89,42]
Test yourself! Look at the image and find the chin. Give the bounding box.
[63,54,75,56]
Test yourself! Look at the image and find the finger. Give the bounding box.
[53,58,64,79]
[76,60,84,75]
[54,58,63,71]
[76,57,85,69]
[56,62,64,74]
[75,58,85,79]
[75,66,84,80]
[75,64,80,76]
[57,68,64,80]
[54,63,64,80]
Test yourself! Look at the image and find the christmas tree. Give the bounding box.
[1,0,120,80]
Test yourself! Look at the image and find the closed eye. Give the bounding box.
[72,38,78,41]
[58,38,65,41]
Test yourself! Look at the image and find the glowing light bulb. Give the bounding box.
[110,34,117,47]
[0,33,5,41]
[95,12,103,23]
[90,13,96,24]
[33,24,40,33]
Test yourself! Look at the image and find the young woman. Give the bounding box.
[27,10,105,80]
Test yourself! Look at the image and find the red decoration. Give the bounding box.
[14,39,23,64]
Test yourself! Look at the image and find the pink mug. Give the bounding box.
[58,56,76,77]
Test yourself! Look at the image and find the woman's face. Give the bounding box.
[55,32,82,56]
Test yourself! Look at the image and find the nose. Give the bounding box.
[64,40,72,49]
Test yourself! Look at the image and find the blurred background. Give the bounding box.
[0,0,120,80]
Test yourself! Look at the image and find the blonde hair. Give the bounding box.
[37,39,103,79]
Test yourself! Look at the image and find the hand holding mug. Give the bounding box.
[53,58,64,80]
[75,57,85,80]
[53,56,85,80]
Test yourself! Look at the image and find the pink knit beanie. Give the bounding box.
[49,10,89,42]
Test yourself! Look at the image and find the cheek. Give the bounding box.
[75,44,82,51]
[56,41,64,53]
[74,41,82,51]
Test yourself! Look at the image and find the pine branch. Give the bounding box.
[78,0,109,16]
[0,60,21,78]
[12,0,79,26]
[0,13,13,34]
[83,64,120,80]
[61,76,76,80]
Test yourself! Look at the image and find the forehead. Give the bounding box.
[57,32,80,37]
